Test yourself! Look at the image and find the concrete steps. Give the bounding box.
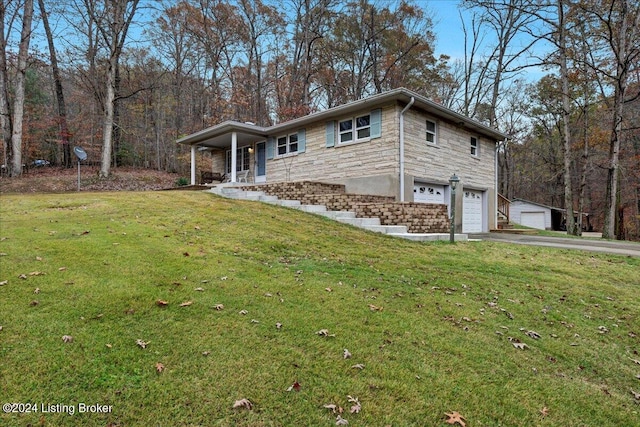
[208,185,468,242]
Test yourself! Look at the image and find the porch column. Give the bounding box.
[231,131,237,183]
[190,145,196,185]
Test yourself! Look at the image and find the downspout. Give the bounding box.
[399,97,415,202]
[495,139,504,231]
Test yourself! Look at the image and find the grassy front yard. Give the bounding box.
[1,191,638,426]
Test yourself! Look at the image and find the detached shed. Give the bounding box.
[510,199,561,230]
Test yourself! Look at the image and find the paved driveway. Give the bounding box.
[469,233,640,258]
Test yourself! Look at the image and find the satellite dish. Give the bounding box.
[73,146,87,161]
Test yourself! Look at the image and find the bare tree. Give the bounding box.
[10,0,35,177]
[81,0,140,178]
[582,0,640,239]
[0,1,17,171]
[38,0,72,168]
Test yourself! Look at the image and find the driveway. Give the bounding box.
[469,232,640,258]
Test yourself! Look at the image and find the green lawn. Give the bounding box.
[1,191,639,426]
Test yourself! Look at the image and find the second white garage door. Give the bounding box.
[462,190,483,233]
[520,211,546,230]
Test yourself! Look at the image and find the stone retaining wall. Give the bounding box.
[302,194,395,211]
[240,181,449,233]
[355,202,450,233]
[241,181,345,199]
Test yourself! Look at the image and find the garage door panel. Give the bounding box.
[520,212,545,230]
[414,184,445,204]
[462,190,483,233]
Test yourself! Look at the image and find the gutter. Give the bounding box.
[399,96,415,202]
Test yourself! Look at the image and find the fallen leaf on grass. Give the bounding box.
[525,330,541,339]
[156,300,169,307]
[155,362,165,373]
[335,415,349,425]
[631,389,640,400]
[194,287,205,292]
[540,407,549,417]
[179,301,193,307]
[368,304,383,312]
[19,274,27,280]
[30,300,39,306]
[33,288,40,294]
[343,349,352,359]
[0,280,7,286]
[323,404,342,413]
[239,309,248,315]
[30,271,45,276]
[325,287,333,292]
[62,335,74,343]
[214,304,224,311]
[351,364,365,370]
[316,329,336,337]
[347,396,361,414]
[105,344,112,349]
[58,267,67,271]
[286,381,301,392]
[513,342,528,350]
[136,339,150,349]
[276,322,282,330]
[445,411,466,426]
[630,358,640,365]
[232,398,252,410]
[202,351,211,356]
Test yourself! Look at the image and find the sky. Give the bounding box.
[428,0,468,60]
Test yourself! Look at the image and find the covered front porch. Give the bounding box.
[177,121,269,185]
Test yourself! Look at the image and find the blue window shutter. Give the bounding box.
[325,121,335,147]
[266,137,275,159]
[370,108,381,138]
[297,129,306,152]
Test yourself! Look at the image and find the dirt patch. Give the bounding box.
[0,166,186,194]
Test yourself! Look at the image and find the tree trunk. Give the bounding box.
[557,0,577,235]
[10,0,34,177]
[38,0,72,168]
[0,2,12,172]
[100,58,116,178]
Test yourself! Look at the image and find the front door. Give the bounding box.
[255,142,266,183]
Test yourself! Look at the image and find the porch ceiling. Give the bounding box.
[177,121,268,149]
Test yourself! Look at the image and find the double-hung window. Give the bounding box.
[426,119,437,144]
[470,136,479,156]
[277,133,299,156]
[339,114,371,144]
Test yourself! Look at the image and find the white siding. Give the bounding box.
[511,201,552,230]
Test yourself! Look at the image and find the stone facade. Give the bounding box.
[205,96,498,232]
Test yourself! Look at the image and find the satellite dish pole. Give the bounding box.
[73,147,87,191]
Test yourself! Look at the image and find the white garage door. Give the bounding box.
[462,190,483,233]
[520,212,546,230]
[414,184,445,204]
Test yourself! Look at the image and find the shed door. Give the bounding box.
[414,184,445,204]
[520,212,546,230]
[462,190,483,233]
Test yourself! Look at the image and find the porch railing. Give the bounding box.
[498,193,510,223]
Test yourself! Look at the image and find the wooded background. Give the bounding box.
[1,0,639,240]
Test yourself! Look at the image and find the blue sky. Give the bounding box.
[428,0,468,60]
